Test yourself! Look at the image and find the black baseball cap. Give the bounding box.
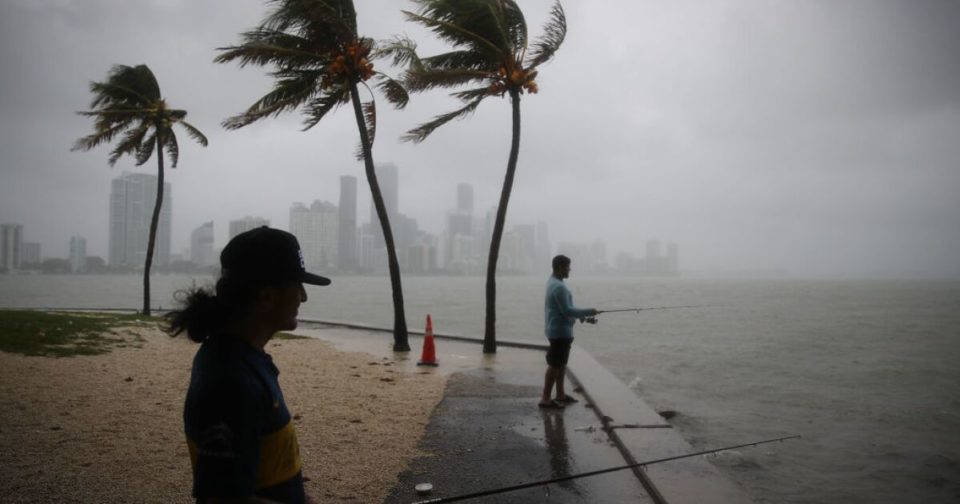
[220,226,331,286]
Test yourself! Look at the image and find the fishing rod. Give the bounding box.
[411,435,799,503]
[598,304,718,314]
[579,304,718,324]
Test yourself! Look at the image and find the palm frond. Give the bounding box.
[300,88,350,130]
[420,50,492,71]
[177,120,209,147]
[135,129,158,166]
[75,63,206,172]
[108,121,151,166]
[164,130,180,168]
[452,85,496,102]
[402,94,486,143]
[223,70,323,129]
[71,121,130,152]
[262,0,357,45]
[89,65,161,108]
[373,73,409,109]
[405,68,493,93]
[375,35,422,68]
[488,0,527,58]
[525,0,566,69]
[354,100,376,160]
[402,9,504,60]
[214,29,329,68]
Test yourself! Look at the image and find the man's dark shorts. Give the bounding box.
[546,339,573,368]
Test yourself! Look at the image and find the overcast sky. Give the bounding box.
[1,0,958,278]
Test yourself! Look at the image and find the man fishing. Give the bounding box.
[540,254,598,409]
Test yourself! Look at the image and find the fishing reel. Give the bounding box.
[579,316,598,325]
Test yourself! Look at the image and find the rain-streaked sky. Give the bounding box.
[1,0,958,278]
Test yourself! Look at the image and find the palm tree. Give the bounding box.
[215,0,412,351]
[73,64,208,316]
[391,0,566,353]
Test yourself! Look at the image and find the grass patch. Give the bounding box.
[275,332,311,340]
[0,310,158,358]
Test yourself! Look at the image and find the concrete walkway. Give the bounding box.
[298,321,753,504]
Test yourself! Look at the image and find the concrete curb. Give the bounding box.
[568,347,753,504]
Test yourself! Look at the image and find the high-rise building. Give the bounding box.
[228,216,270,240]
[667,243,679,274]
[456,183,474,214]
[357,224,376,272]
[443,209,473,269]
[290,201,338,270]
[369,162,399,248]
[590,240,608,272]
[69,236,87,273]
[536,221,551,270]
[109,173,171,267]
[338,175,358,271]
[190,222,215,268]
[20,242,40,267]
[499,231,524,272]
[1,224,23,271]
[513,224,537,273]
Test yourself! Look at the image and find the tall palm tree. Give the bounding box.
[390,0,566,353]
[215,0,412,351]
[73,64,208,316]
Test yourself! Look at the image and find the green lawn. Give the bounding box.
[0,310,312,357]
[0,310,156,357]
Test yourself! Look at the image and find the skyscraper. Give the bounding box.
[109,173,171,268]
[667,243,679,274]
[228,216,270,239]
[456,183,474,214]
[1,223,22,271]
[190,222,215,267]
[20,242,40,267]
[289,201,338,270]
[369,162,399,248]
[69,236,87,273]
[443,209,473,269]
[338,175,358,271]
[536,221,551,268]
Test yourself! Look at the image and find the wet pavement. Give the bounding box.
[298,321,752,504]
[383,368,654,504]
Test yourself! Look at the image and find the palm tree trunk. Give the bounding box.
[143,137,164,316]
[483,89,523,354]
[349,83,410,351]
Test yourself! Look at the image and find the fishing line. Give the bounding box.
[412,435,800,503]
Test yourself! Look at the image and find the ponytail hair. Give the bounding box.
[165,276,266,343]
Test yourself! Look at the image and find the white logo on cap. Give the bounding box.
[298,249,305,269]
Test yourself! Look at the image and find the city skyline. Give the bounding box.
[0,165,680,276]
[2,1,958,279]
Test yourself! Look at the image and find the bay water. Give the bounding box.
[2,274,958,503]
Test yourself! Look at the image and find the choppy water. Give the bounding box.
[2,274,959,503]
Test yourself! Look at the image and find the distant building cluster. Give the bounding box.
[2,164,681,277]
[614,240,680,276]
[281,164,552,275]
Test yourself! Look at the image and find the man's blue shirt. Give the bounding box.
[544,276,593,341]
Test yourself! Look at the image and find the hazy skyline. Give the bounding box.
[1,0,958,278]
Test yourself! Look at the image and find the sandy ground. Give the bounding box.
[0,324,447,503]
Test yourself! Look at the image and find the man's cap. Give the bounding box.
[220,226,331,286]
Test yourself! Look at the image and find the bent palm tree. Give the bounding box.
[390,0,566,353]
[73,64,208,316]
[216,0,411,351]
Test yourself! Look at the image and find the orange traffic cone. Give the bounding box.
[417,314,439,366]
